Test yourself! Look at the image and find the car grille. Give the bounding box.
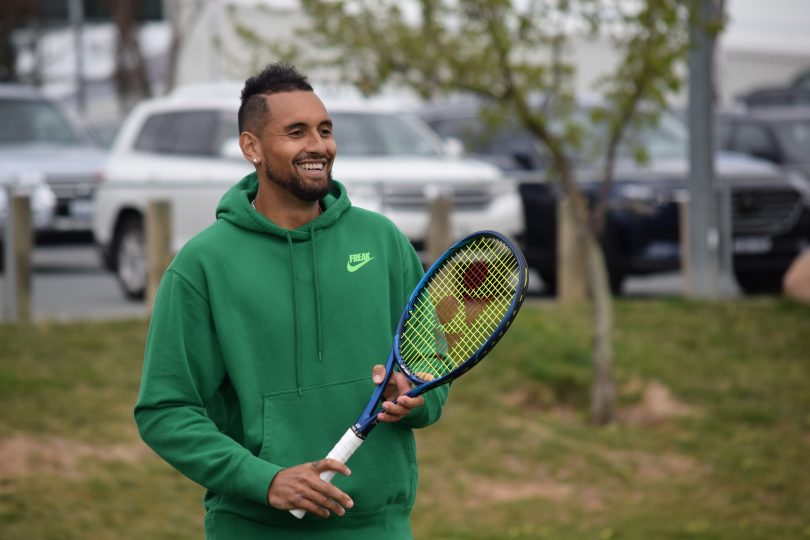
[46,175,97,200]
[382,185,492,211]
[732,188,803,236]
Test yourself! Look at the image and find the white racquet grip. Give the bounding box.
[289,428,365,519]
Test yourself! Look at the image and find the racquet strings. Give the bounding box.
[399,235,521,381]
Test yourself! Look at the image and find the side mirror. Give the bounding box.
[219,137,245,161]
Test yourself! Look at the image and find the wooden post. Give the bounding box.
[557,196,587,304]
[2,194,33,322]
[146,200,172,312]
[678,199,692,295]
[426,194,452,265]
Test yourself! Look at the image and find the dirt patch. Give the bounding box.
[0,433,152,481]
[618,380,696,425]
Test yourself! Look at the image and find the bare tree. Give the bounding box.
[163,0,205,91]
[0,0,39,82]
[107,0,152,111]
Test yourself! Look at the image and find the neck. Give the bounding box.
[253,190,322,230]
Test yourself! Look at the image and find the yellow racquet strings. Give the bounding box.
[400,236,520,380]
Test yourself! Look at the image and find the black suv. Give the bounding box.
[421,101,810,294]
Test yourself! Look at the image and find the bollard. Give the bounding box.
[426,189,452,265]
[2,193,33,322]
[146,200,172,313]
[678,198,691,295]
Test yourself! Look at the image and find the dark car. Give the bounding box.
[420,101,810,295]
[718,106,810,183]
[736,70,810,109]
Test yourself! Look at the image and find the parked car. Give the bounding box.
[0,173,56,268]
[736,70,810,109]
[718,106,810,182]
[419,101,810,294]
[93,84,523,299]
[0,84,106,236]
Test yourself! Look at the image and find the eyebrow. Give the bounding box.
[282,119,333,132]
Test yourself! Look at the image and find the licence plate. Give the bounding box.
[733,236,772,254]
[69,198,94,218]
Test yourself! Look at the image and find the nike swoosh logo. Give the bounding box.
[346,258,374,272]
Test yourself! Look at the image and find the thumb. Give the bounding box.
[372,364,386,384]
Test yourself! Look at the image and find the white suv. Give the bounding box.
[93,84,524,299]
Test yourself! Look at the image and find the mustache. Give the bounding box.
[295,152,332,161]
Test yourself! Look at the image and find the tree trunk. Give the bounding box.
[586,230,615,425]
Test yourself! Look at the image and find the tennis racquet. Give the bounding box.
[290,230,529,518]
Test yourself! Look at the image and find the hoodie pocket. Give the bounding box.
[259,377,418,514]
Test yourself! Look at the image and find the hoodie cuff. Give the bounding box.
[231,454,284,506]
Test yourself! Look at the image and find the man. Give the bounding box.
[134,62,448,539]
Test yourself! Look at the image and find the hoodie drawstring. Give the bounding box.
[285,233,303,396]
[286,227,326,397]
[310,225,324,363]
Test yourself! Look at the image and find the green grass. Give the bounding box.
[1,299,808,539]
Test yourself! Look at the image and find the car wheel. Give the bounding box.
[114,215,147,300]
[733,269,784,295]
[607,267,626,296]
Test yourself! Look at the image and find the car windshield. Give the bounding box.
[427,108,688,167]
[0,98,86,146]
[616,113,688,160]
[331,112,440,157]
[773,119,810,163]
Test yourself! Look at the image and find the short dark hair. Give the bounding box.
[238,62,313,134]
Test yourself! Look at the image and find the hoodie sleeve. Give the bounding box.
[134,268,281,506]
[395,233,450,430]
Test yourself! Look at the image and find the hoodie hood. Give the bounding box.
[215,171,352,239]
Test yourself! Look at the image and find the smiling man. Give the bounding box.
[133,63,448,539]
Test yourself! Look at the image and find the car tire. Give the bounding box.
[114,214,147,300]
[733,269,784,295]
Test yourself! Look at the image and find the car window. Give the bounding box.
[0,98,83,146]
[616,112,688,160]
[734,123,775,160]
[134,110,219,156]
[773,119,810,163]
[427,116,546,170]
[716,117,734,149]
[330,112,440,157]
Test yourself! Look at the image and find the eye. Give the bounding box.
[320,126,333,137]
[288,129,305,138]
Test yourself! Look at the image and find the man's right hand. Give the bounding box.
[267,459,354,518]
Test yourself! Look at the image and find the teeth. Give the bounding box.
[300,163,324,170]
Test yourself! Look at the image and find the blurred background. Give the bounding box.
[2,0,810,318]
[0,2,808,539]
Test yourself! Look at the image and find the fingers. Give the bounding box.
[370,366,425,422]
[377,394,425,422]
[267,459,354,518]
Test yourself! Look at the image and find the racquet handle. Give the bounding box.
[289,427,365,519]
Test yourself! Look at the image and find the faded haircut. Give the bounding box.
[238,62,314,134]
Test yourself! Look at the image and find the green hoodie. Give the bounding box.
[134,173,448,539]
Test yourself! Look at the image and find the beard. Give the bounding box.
[263,160,332,202]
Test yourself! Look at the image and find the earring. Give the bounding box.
[253,159,258,164]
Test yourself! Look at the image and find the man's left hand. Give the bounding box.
[371,365,425,422]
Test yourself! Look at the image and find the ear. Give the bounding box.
[239,131,261,165]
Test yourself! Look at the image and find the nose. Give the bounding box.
[305,130,329,154]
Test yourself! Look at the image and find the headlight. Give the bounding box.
[618,183,656,201]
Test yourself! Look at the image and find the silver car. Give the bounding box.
[0,84,106,235]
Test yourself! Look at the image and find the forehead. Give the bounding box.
[264,91,330,127]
